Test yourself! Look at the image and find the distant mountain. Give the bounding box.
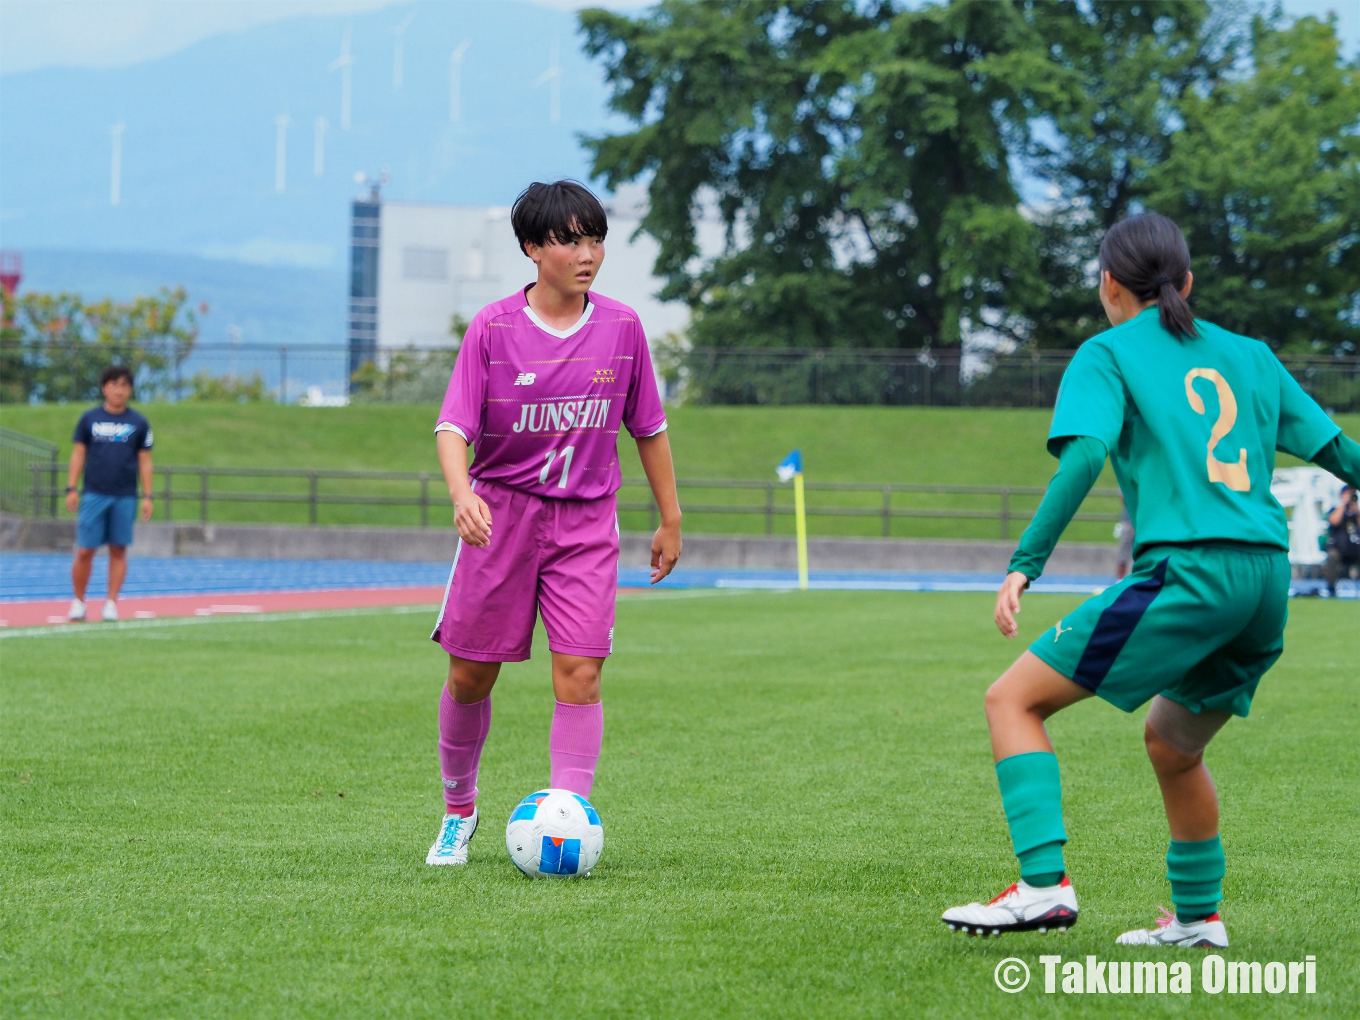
[18,249,344,347]
[0,0,621,270]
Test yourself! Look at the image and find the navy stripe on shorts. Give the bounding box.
[1072,558,1169,692]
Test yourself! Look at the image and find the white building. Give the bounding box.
[348,185,705,368]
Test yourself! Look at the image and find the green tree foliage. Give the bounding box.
[581,1,1360,353]
[1021,1,1242,347]
[349,348,460,404]
[1144,14,1360,354]
[186,371,268,403]
[349,316,467,403]
[0,287,200,403]
[582,0,1060,349]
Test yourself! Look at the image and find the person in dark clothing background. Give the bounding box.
[1324,484,1359,598]
[66,366,154,622]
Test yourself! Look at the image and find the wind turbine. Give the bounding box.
[534,40,562,124]
[390,12,417,89]
[274,114,291,193]
[109,122,125,206]
[329,27,354,130]
[449,39,471,122]
[314,116,328,176]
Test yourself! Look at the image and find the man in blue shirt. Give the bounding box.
[66,366,154,622]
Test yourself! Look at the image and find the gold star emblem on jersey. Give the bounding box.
[591,367,617,385]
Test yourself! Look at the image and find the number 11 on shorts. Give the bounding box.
[539,446,575,489]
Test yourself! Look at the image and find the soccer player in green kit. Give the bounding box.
[942,213,1360,948]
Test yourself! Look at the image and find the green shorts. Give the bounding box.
[1029,542,1291,718]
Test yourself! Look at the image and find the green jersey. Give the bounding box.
[1049,307,1340,555]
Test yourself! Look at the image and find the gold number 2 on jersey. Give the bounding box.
[1184,368,1251,492]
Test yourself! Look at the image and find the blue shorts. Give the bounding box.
[77,492,138,549]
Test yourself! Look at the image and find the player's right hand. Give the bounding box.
[995,571,1029,639]
[453,490,492,547]
[65,490,79,514]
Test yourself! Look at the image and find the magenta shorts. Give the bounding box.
[430,479,618,662]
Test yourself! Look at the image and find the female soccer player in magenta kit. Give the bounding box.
[942,214,1360,946]
[426,181,682,865]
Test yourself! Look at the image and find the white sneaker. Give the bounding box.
[1116,907,1228,948]
[426,809,478,866]
[68,599,86,622]
[942,877,1079,935]
[101,600,119,622]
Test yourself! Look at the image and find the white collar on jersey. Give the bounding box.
[522,298,593,339]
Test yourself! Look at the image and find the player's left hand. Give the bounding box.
[995,571,1029,638]
[650,520,682,584]
[140,496,154,521]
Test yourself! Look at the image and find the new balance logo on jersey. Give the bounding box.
[512,399,611,433]
[513,372,537,386]
[91,422,137,442]
[1054,621,1072,642]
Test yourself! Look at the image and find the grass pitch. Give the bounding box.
[3,592,1357,1017]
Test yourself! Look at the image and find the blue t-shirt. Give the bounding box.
[74,406,153,497]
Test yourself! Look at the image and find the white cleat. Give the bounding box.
[101,600,119,622]
[426,809,478,866]
[1116,908,1228,948]
[942,877,1079,935]
[68,599,86,622]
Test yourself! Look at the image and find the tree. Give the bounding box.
[582,0,1074,349]
[349,315,467,403]
[1020,0,1244,347]
[186,371,268,403]
[581,1,1360,354]
[1143,13,1360,355]
[0,287,200,402]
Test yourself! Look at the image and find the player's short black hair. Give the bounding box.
[511,180,608,256]
[1099,212,1198,342]
[100,365,133,389]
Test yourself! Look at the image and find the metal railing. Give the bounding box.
[619,478,1122,540]
[0,427,59,516]
[19,462,1122,541]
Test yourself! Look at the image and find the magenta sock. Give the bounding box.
[549,701,603,797]
[438,686,490,814]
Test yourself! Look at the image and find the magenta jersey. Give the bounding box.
[435,287,668,500]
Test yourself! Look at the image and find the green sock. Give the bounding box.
[1024,871,1065,888]
[1167,836,1225,923]
[995,751,1067,886]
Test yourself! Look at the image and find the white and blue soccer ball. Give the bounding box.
[505,789,603,878]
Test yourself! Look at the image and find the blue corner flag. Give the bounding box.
[776,449,803,482]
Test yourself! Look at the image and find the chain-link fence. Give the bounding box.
[679,347,1360,411]
[4,341,1358,411]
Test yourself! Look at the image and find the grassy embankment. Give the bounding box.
[5,404,1353,542]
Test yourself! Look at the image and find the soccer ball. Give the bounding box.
[505,789,604,878]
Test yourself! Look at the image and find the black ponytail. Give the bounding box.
[1098,212,1198,341]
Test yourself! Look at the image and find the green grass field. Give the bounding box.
[3,592,1356,1018]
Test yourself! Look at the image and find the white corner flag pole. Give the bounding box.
[793,471,808,591]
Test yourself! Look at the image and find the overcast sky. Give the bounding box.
[0,0,1353,75]
[0,0,654,74]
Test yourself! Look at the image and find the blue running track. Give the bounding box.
[2,551,1350,602]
